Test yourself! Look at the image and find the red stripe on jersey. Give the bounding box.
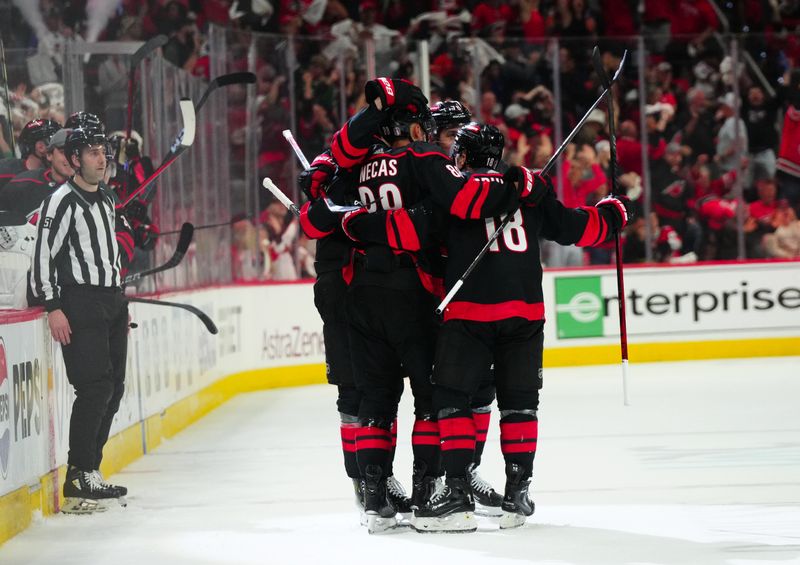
[444,300,545,322]
[299,201,334,239]
[576,206,602,247]
[450,176,482,219]
[416,266,444,299]
[332,126,368,167]
[407,148,450,160]
[342,251,355,285]
[473,411,490,442]
[469,179,491,219]
[392,209,421,251]
[11,176,45,185]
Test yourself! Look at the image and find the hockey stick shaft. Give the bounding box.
[262,177,301,216]
[592,47,630,405]
[122,222,193,284]
[125,35,168,140]
[282,129,311,170]
[0,39,14,155]
[129,297,217,334]
[159,217,248,236]
[435,50,629,315]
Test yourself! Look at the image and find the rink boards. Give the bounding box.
[0,259,798,544]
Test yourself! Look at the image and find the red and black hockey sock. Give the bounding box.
[339,419,361,479]
[411,416,440,477]
[472,409,491,467]
[438,409,476,479]
[500,413,538,479]
[355,420,393,478]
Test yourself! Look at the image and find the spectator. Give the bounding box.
[162,17,203,73]
[676,87,716,163]
[743,85,780,183]
[715,92,749,174]
[763,201,800,258]
[776,69,800,208]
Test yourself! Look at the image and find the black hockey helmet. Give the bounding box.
[65,111,105,133]
[430,100,471,133]
[379,106,437,143]
[18,118,61,158]
[64,127,109,164]
[450,122,505,170]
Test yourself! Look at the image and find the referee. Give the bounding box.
[31,127,128,513]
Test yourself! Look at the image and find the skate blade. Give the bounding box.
[366,512,413,534]
[474,502,503,517]
[61,497,108,515]
[414,511,477,533]
[498,511,528,529]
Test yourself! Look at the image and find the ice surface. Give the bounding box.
[2,357,799,565]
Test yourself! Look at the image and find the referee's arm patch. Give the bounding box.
[42,217,53,229]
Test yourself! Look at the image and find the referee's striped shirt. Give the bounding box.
[31,178,121,311]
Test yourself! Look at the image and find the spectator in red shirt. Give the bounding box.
[472,0,513,35]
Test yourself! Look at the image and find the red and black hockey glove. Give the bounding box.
[364,78,429,113]
[596,195,635,231]
[298,151,336,201]
[123,199,149,223]
[505,166,552,207]
[340,206,370,242]
[134,223,160,251]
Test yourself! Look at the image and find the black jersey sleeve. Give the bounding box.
[330,106,386,168]
[408,143,519,220]
[538,189,620,247]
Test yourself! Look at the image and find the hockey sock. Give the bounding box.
[387,418,398,477]
[472,407,491,467]
[339,415,361,479]
[355,420,393,479]
[438,409,475,479]
[499,412,538,479]
[411,416,440,477]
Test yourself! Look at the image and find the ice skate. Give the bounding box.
[62,465,122,514]
[499,463,534,529]
[362,465,398,534]
[413,477,477,533]
[386,475,413,519]
[352,478,367,526]
[411,461,439,510]
[470,468,503,517]
[93,470,128,507]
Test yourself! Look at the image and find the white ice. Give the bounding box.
[2,357,800,565]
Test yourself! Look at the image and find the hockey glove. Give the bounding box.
[596,195,634,231]
[123,199,149,223]
[298,151,336,201]
[364,78,428,113]
[505,166,552,207]
[341,207,370,242]
[134,223,160,251]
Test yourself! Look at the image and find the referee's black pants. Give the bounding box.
[60,286,128,472]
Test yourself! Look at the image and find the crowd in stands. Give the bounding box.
[2,0,800,286]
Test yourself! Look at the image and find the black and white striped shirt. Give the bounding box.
[31,179,121,311]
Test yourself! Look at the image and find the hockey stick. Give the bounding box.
[592,46,630,406]
[137,72,257,205]
[262,177,301,216]
[436,49,629,315]
[0,38,14,155]
[125,35,168,140]
[282,129,312,170]
[116,99,196,210]
[122,222,194,285]
[128,297,218,334]
[159,216,250,236]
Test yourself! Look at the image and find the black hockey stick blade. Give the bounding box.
[194,72,256,113]
[131,35,168,69]
[122,222,194,284]
[129,297,218,334]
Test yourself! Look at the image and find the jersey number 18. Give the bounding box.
[485,210,528,252]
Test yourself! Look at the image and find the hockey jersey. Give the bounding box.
[0,168,63,215]
[0,158,27,191]
[777,105,800,179]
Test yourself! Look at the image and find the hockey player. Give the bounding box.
[0,128,74,215]
[65,111,105,133]
[337,105,546,533]
[297,78,431,525]
[0,119,61,190]
[431,100,503,516]
[430,100,472,154]
[31,127,129,513]
[411,123,632,532]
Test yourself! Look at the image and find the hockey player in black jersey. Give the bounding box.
[430,100,472,155]
[0,119,61,190]
[297,78,431,527]
[0,128,74,215]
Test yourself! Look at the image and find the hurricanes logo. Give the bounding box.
[554,276,605,338]
[0,338,11,479]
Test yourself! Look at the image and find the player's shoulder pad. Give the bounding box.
[407,141,450,159]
